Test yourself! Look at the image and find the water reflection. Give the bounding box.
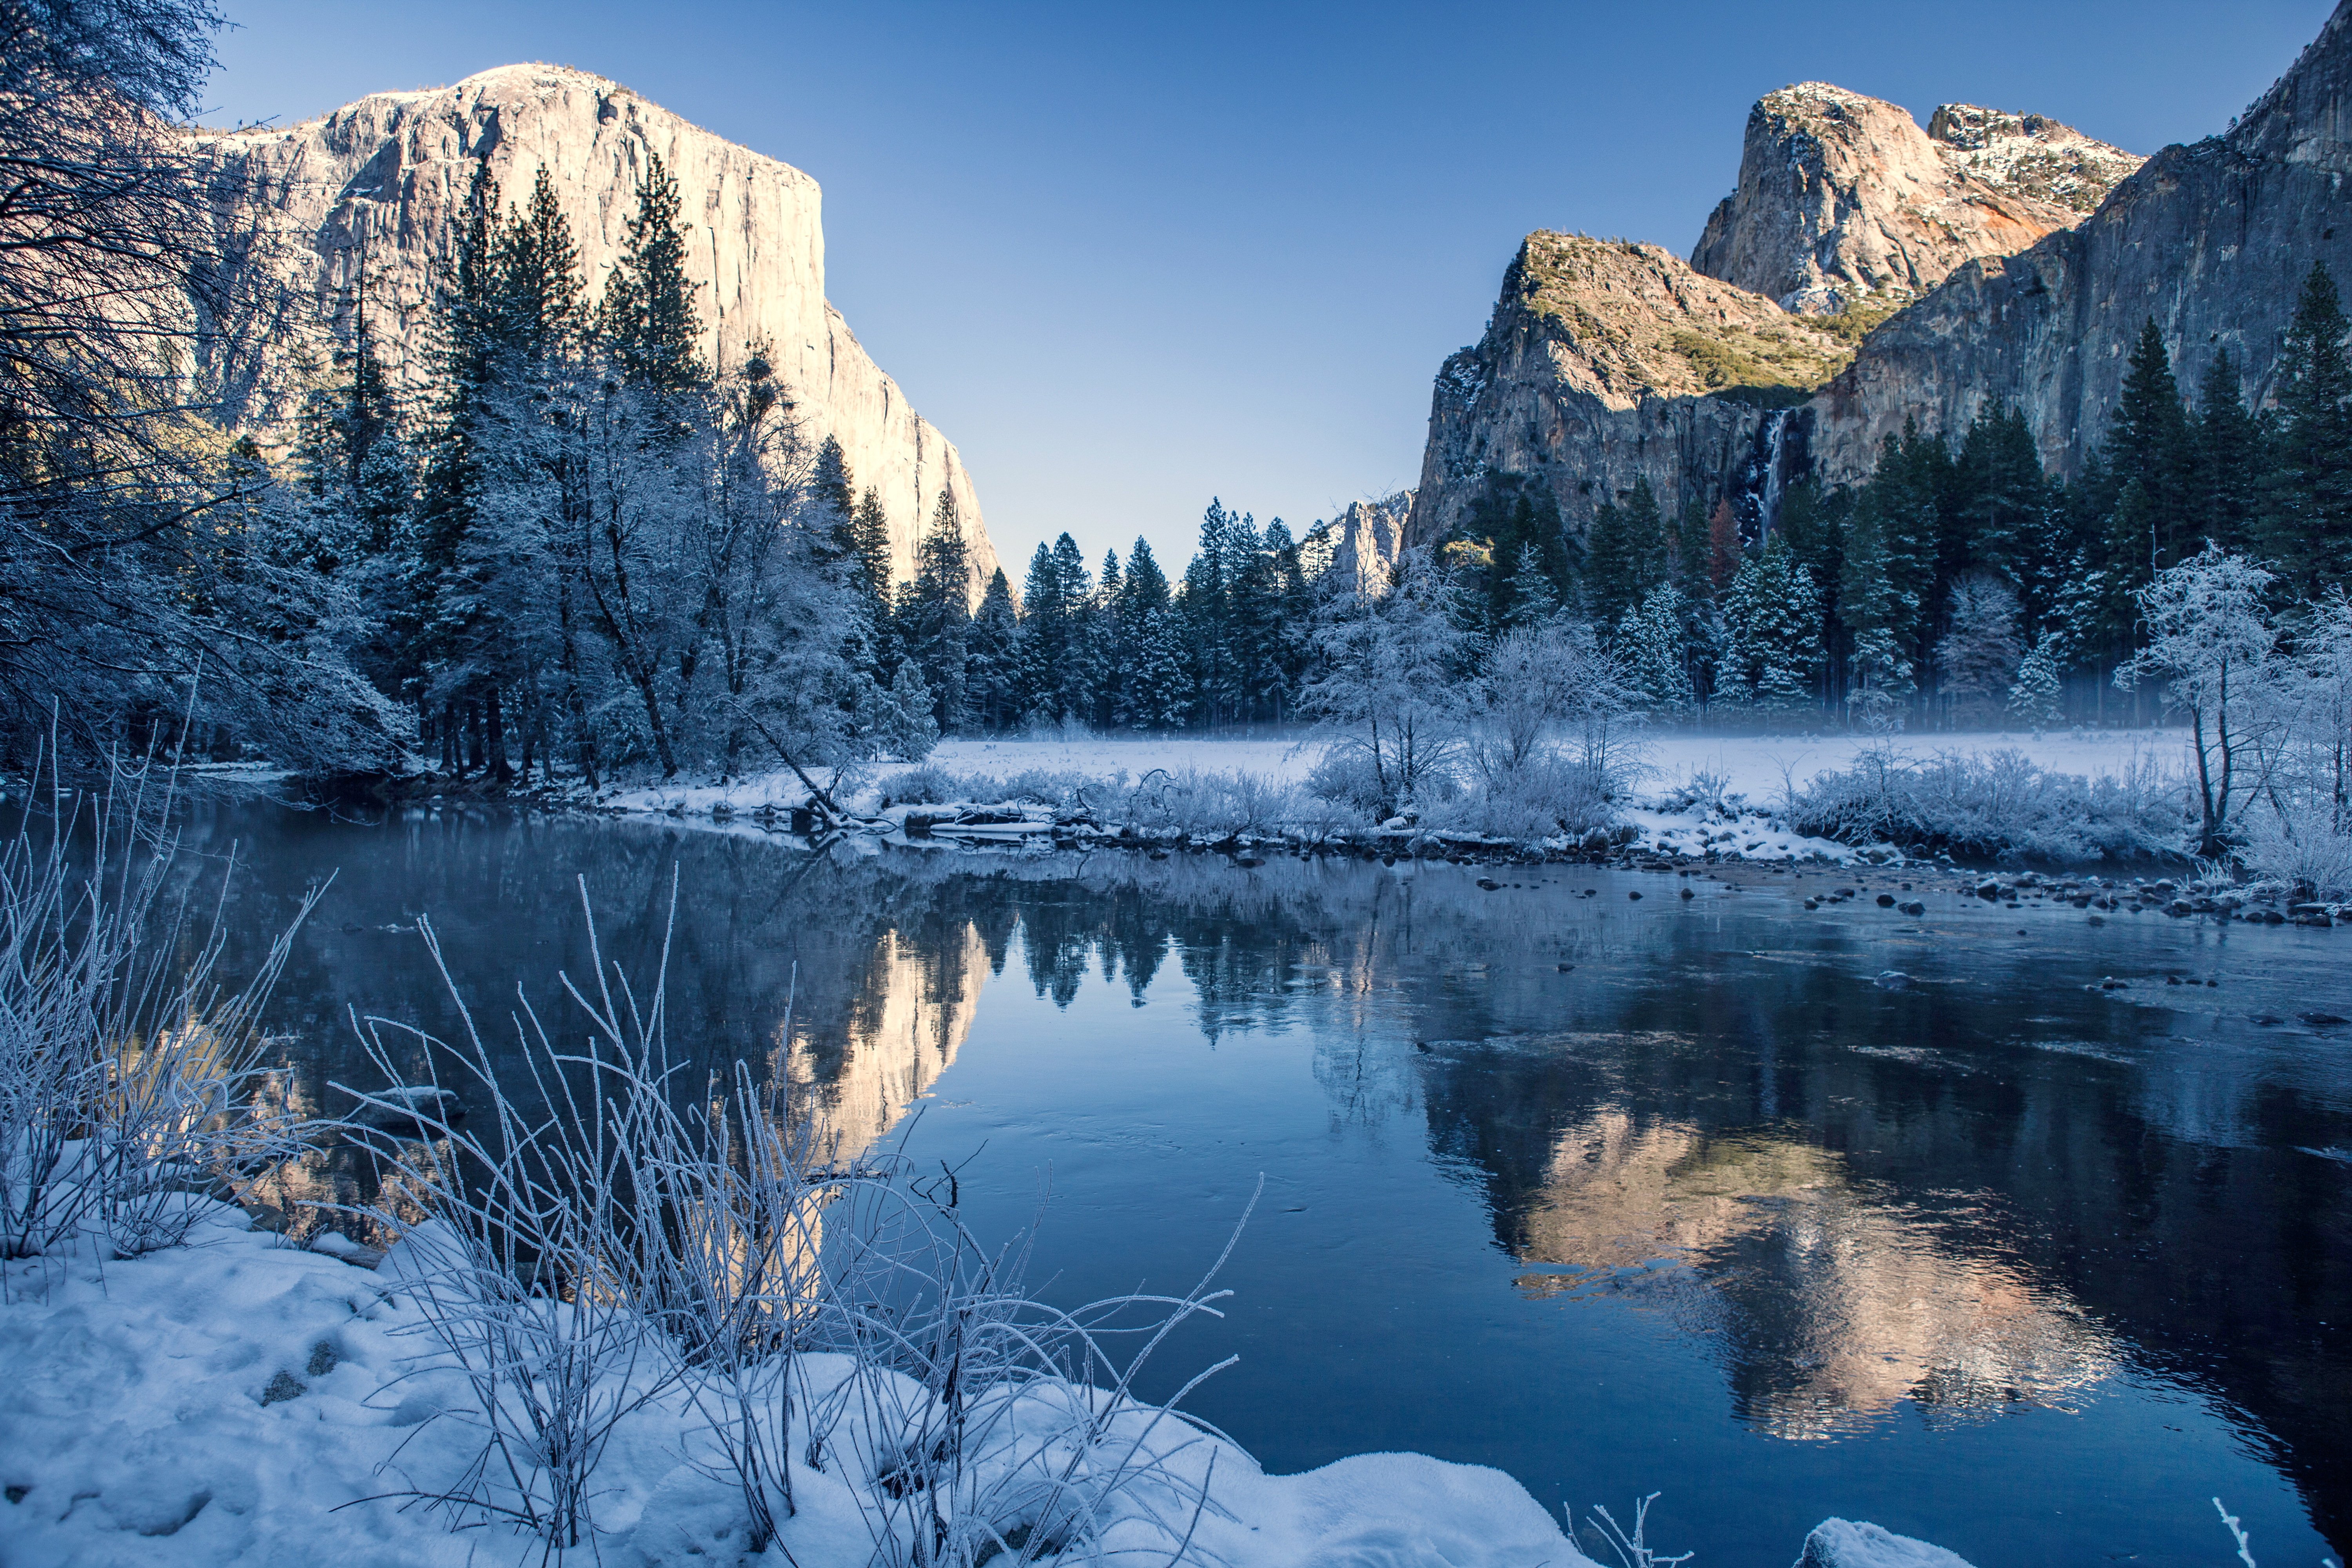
[182,801,2352,1563]
[1508,1105,2114,1438]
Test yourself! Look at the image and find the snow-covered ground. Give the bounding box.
[599,728,2192,869]
[1635,728,2187,808]
[0,1209,1973,1567]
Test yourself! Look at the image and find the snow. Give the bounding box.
[1635,727,2185,808]
[594,728,2193,871]
[0,1208,1601,1568]
[1796,1517,1979,1568]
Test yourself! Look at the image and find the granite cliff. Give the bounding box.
[1417,4,2352,564]
[195,64,1000,599]
[1410,62,2167,552]
[1811,0,2352,485]
[1410,235,1837,543]
[1690,83,2139,316]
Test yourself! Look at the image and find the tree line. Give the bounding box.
[1450,264,2352,733]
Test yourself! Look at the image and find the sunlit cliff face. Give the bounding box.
[1513,1105,2116,1439]
[777,921,991,1166]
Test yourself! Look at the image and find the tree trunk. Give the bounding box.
[485,686,512,784]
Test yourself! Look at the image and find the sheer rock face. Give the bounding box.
[1690,82,2139,314]
[1406,234,1832,545]
[194,63,999,599]
[1325,494,1409,592]
[1811,0,2352,485]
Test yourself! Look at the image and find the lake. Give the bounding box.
[189,798,2351,1568]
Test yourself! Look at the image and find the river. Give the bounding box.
[186,798,2351,1568]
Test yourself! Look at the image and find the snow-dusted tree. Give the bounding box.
[1109,538,1189,730]
[1935,572,2024,725]
[0,0,409,768]
[1472,619,1640,787]
[898,490,972,732]
[1621,584,1694,717]
[2007,633,2065,728]
[1303,546,1474,818]
[1717,537,1824,719]
[962,568,1021,731]
[2116,543,2285,856]
[867,656,938,760]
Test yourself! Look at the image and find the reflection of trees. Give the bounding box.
[186,805,2352,1549]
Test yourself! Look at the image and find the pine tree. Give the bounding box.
[597,152,705,392]
[2194,352,2263,553]
[1719,536,1825,717]
[499,166,584,361]
[2266,262,2352,593]
[1953,404,2044,581]
[850,487,897,671]
[1016,539,1065,722]
[1459,477,1575,630]
[1503,542,1559,627]
[1581,477,1666,628]
[1621,583,1693,714]
[1181,499,1243,726]
[898,489,971,731]
[1050,532,1095,723]
[1089,548,1123,728]
[963,568,1020,730]
[2102,320,2197,588]
[811,437,855,543]
[1837,507,1913,727]
[2007,633,2065,728]
[1112,538,1187,729]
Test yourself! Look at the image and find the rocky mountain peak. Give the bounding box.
[195,63,1001,600]
[1926,103,2142,213]
[1504,233,1848,410]
[1690,81,2140,316]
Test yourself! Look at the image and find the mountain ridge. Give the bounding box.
[192,63,1002,599]
[1408,3,2352,561]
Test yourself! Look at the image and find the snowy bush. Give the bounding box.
[1434,752,1614,841]
[338,880,1252,1563]
[1127,768,1311,835]
[1790,744,2187,861]
[0,764,316,1262]
[1304,747,1396,818]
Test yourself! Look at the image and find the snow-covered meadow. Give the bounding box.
[601,727,2201,869]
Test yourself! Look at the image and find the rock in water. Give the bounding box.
[190,64,1001,603]
[1795,1518,1977,1568]
[1874,970,1912,990]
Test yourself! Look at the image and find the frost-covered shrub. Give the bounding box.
[1,766,315,1261]
[1127,768,1305,835]
[1791,745,2188,861]
[339,884,1246,1563]
[1434,753,1614,841]
[2240,806,2352,898]
[1305,748,1392,819]
[879,766,1109,811]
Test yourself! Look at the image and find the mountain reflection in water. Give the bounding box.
[187,800,2350,1568]
[1503,1105,2114,1439]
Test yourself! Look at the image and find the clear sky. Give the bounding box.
[206,1,2335,577]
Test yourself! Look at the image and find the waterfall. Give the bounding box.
[1757,409,1792,544]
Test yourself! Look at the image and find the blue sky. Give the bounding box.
[208,1,2335,575]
